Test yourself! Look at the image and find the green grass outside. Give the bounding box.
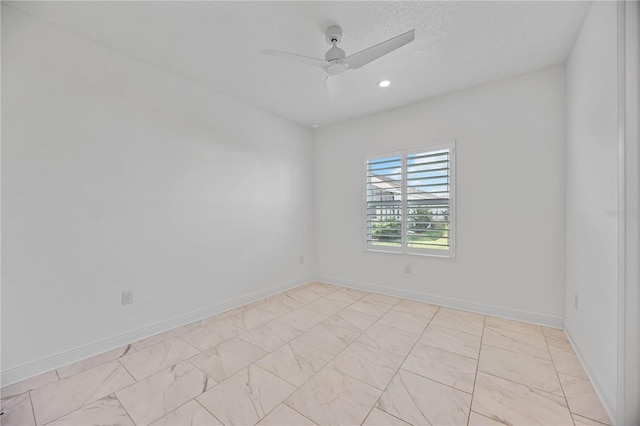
[370,233,449,250]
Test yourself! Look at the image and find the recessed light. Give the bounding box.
[378,80,391,88]
[311,123,319,129]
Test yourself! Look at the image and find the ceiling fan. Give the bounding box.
[262,26,415,98]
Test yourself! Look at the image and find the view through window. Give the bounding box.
[365,143,454,257]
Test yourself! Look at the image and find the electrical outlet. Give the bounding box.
[404,264,412,274]
[574,293,579,309]
[122,290,133,305]
[299,256,305,264]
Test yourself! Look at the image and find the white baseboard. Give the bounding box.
[564,322,617,425]
[316,274,564,329]
[1,276,314,387]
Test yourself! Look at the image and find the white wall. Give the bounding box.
[621,3,640,423]
[1,6,314,380]
[314,66,566,325]
[564,1,619,419]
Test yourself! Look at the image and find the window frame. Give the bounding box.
[363,141,456,258]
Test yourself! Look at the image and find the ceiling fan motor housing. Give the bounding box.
[325,25,343,45]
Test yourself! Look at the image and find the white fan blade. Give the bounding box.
[261,49,328,68]
[326,74,341,98]
[340,29,415,69]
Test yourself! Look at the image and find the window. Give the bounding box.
[365,143,455,257]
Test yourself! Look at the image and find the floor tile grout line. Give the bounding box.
[117,358,139,385]
[569,411,611,426]
[556,368,600,381]
[126,388,216,426]
[186,355,212,382]
[183,360,264,423]
[370,306,442,421]
[432,309,485,333]
[361,406,410,426]
[30,362,138,426]
[247,363,319,425]
[477,369,570,399]
[468,410,509,426]
[181,318,248,352]
[39,390,128,426]
[322,297,399,363]
[112,356,184,398]
[485,321,545,336]
[358,305,442,425]
[131,327,192,352]
[277,403,321,426]
[252,296,351,352]
[427,322,484,339]
[467,313,486,425]
[479,341,552,360]
[289,291,381,345]
[308,305,427,370]
[186,341,265,384]
[259,301,354,361]
[185,359,218,388]
[193,398,226,425]
[547,339,580,352]
[1,378,57,402]
[492,329,549,343]
[176,334,204,355]
[395,366,475,396]
[119,357,232,424]
[253,342,334,389]
[113,393,137,426]
[279,364,379,425]
[119,337,203,382]
[492,320,545,332]
[48,345,133,384]
[543,331,578,426]
[416,340,480,362]
[28,391,38,426]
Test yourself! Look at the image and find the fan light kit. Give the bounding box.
[262,26,415,98]
[378,80,391,88]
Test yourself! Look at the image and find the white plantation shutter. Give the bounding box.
[406,148,452,254]
[365,155,403,251]
[365,143,454,257]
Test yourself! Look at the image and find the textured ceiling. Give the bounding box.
[8,1,590,127]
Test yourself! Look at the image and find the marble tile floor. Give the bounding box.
[0,282,612,426]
